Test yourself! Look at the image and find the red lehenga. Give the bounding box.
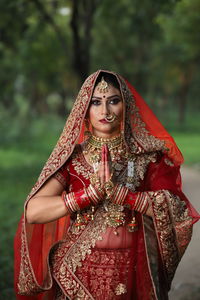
[14,70,199,300]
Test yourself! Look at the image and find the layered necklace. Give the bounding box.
[74,134,138,235]
[83,134,127,170]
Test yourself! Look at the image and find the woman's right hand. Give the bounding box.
[97,145,113,187]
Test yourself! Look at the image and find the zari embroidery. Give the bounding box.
[18,219,47,295]
[151,190,192,284]
[75,248,132,299]
[115,283,127,295]
[72,147,93,180]
[54,172,67,188]
[167,192,193,257]
[164,158,174,167]
[120,78,166,154]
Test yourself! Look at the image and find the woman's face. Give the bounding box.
[88,84,123,138]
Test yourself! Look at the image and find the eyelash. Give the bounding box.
[91,99,121,106]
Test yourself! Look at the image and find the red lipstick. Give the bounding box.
[99,119,109,124]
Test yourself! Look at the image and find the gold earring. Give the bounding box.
[84,119,91,137]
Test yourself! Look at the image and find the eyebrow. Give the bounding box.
[91,95,121,100]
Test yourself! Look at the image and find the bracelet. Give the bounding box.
[61,185,103,214]
[61,189,91,213]
[111,184,129,205]
[134,192,150,214]
[87,184,102,204]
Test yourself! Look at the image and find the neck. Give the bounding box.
[91,130,120,139]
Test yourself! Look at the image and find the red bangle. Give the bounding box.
[61,189,91,213]
[61,185,103,214]
[111,184,129,205]
[125,191,150,214]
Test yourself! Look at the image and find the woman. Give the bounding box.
[14,70,199,300]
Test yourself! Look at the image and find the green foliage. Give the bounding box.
[157,0,200,60]
[0,116,64,299]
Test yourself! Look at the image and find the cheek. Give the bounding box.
[88,107,98,124]
[115,103,123,120]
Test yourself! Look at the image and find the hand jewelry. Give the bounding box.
[104,179,115,199]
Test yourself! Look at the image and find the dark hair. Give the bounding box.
[95,72,120,90]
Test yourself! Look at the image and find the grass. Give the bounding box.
[1,117,200,299]
[172,132,200,166]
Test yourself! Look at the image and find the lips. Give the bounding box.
[99,119,109,124]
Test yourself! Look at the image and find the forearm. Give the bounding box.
[26,184,103,224]
[26,195,68,224]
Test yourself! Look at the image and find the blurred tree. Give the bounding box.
[70,0,101,82]
[91,0,178,93]
[157,0,200,124]
[0,0,74,118]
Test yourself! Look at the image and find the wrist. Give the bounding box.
[62,189,91,214]
[111,184,129,205]
[87,184,104,203]
[125,191,150,214]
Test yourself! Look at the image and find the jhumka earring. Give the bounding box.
[84,119,91,138]
[127,211,138,232]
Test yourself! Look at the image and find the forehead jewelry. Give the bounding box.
[96,77,109,93]
[105,113,117,123]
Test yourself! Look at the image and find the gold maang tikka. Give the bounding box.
[96,77,109,93]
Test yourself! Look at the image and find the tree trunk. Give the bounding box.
[178,66,194,125]
[70,0,100,84]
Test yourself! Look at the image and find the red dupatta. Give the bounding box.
[14,70,199,299]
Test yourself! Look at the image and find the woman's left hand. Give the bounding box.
[104,144,113,182]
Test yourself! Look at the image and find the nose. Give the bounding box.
[101,102,110,115]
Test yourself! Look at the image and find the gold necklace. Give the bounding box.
[83,134,126,164]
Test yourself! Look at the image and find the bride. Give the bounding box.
[14,70,199,300]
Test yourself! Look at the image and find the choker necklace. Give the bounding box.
[83,134,126,165]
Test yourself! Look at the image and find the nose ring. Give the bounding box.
[105,113,117,123]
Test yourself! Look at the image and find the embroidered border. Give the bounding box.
[18,219,48,295]
[151,190,192,285]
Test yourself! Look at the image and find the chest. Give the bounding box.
[67,149,157,193]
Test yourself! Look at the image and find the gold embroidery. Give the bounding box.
[72,146,93,180]
[54,172,67,188]
[66,206,108,273]
[121,78,166,154]
[115,283,127,295]
[18,219,46,295]
[75,248,131,299]
[51,236,94,299]
[167,193,193,257]
[151,190,192,284]
[164,158,174,167]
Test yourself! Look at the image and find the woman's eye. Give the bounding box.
[91,100,101,106]
[109,98,121,105]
